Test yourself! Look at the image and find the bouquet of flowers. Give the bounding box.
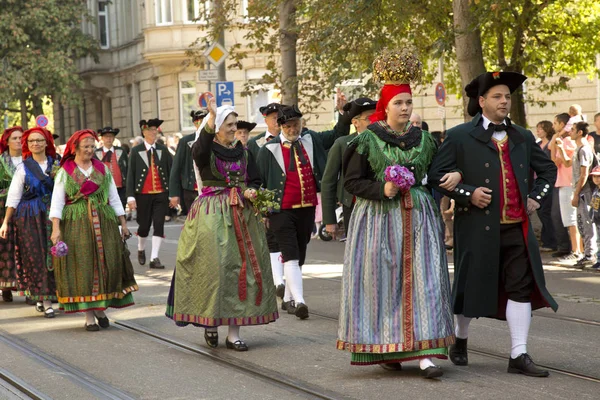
[384,165,415,193]
[252,187,280,216]
[51,241,68,257]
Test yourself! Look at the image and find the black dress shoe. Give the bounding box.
[43,307,55,318]
[149,258,164,269]
[35,302,45,312]
[94,312,110,328]
[379,363,402,371]
[204,329,218,348]
[421,366,443,379]
[1,290,13,302]
[449,337,468,366]
[226,337,248,351]
[138,250,146,265]
[294,302,309,319]
[85,323,100,332]
[275,284,285,299]
[507,353,549,377]
[282,300,297,314]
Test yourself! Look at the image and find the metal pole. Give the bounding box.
[215,0,226,82]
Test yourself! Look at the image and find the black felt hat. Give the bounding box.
[465,71,527,117]
[236,120,257,132]
[277,105,303,125]
[52,134,59,140]
[97,126,120,136]
[190,109,209,122]
[139,118,163,130]
[343,97,377,120]
[259,103,281,117]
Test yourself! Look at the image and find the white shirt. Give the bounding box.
[10,156,22,167]
[264,130,280,141]
[102,146,115,153]
[482,115,507,141]
[49,164,125,219]
[6,160,48,209]
[144,141,156,151]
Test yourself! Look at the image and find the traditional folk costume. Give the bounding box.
[126,119,173,269]
[166,106,278,349]
[0,127,23,301]
[169,110,208,213]
[257,105,351,319]
[50,130,137,326]
[336,50,454,378]
[428,71,558,377]
[5,127,59,317]
[94,127,128,208]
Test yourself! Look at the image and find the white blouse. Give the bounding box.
[49,164,125,220]
[5,160,48,209]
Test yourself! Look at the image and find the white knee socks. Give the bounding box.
[284,259,304,304]
[270,252,284,286]
[455,314,472,339]
[228,325,241,342]
[85,311,96,325]
[506,299,532,359]
[151,236,163,260]
[419,358,436,370]
[138,236,147,251]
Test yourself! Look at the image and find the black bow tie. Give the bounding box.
[488,122,508,132]
[286,141,308,171]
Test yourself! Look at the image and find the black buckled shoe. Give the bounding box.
[94,312,110,328]
[44,307,55,318]
[449,337,468,366]
[149,258,164,269]
[204,329,218,348]
[225,337,248,352]
[35,302,45,313]
[85,323,100,332]
[1,290,13,302]
[379,363,402,371]
[507,353,549,377]
[275,284,285,299]
[282,300,297,314]
[138,250,146,265]
[294,303,309,319]
[421,366,443,379]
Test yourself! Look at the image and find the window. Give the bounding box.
[246,69,280,126]
[98,1,109,48]
[180,80,197,131]
[184,0,211,24]
[156,0,173,25]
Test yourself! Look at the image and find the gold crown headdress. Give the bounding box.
[372,47,423,85]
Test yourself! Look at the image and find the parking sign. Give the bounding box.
[216,82,234,107]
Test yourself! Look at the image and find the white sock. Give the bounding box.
[284,259,304,304]
[270,252,284,286]
[151,236,163,260]
[455,314,472,339]
[85,311,96,325]
[43,300,52,310]
[419,358,436,370]
[283,283,293,302]
[228,325,241,342]
[138,236,147,251]
[506,300,531,359]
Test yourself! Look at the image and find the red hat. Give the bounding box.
[369,84,412,123]
[590,166,600,176]
[0,126,23,154]
[21,127,56,160]
[61,129,98,166]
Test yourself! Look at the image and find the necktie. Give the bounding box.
[287,141,308,171]
[102,150,113,163]
[266,135,274,142]
[488,122,508,132]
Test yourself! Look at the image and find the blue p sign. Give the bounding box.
[216,81,234,107]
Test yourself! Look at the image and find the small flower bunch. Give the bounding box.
[252,187,280,216]
[384,165,415,193]
[51,241,68,257]
[50,159,61,179]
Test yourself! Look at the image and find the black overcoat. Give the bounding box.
[428,114,558,319]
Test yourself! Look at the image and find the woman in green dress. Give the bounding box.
[166,99,278,351]
[50,129,138,331]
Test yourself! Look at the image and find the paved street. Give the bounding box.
[1,220,599,399]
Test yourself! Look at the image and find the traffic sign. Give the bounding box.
[215,82,234,107]
[198,69,219,81]
[203,42,228,68]
[435,82,446,106]
[198,92,214,108]
[36,115,48,128]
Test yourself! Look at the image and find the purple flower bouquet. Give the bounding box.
[384,165,415,193]
[51,241,68,257]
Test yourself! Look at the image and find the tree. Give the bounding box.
[0,0,99,129]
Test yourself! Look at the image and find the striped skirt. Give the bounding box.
[336,188,455,365]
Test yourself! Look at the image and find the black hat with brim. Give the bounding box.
[343,97,377,120]
[277,105,303,125]
[97,126,120,136]
[465,71,527,117]
[190,109,209,122]
[259,103,281,117]
[236,120,257,132]
[52,134,59,140]
[139,118,164,130]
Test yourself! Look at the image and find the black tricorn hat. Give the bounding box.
[97,126,120,136]
[52,134,59,140]
[465,71,527,117]
[139,118,163,130]
[236,120,257,132]
[259,102,281,117]
[343,97,377,120]
[190,109,209,122]
[277,105,303,125]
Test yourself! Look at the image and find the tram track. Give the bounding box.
[0,368,49,400]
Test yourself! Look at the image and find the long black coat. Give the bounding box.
[428,114,558,318]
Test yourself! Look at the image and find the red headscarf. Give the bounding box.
[0,126,23,154]
[369,83,412,123]
[60,129,98,166]
[21,127,57,160]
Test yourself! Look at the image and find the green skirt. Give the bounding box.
[166,192,278,327]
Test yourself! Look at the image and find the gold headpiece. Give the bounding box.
[372,47,423,84]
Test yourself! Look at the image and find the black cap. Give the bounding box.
[465,71,527,117]
[277,105,303,125]
[342,97,377,120]
[236,120,257,132]
[190,109,209,122]
[97,126,120,136]
[139,118,163,130]
[259,103,281,117]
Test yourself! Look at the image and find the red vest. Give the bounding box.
[281,142,317,209]
[141,150,165,194]
[494,137,524,223]
[103,149,123,188]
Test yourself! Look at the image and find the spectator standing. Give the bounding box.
[535,121,556,251]
[588,166,600,271]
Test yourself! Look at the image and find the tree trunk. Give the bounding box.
[19,93,28,129]
[31,95,43,118]
[279,0,298,105]
[453,0,486,121]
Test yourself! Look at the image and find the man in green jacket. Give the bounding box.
[322,97,376,240]
[247,103,282,161]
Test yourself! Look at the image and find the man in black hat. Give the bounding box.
[322,97,376,239]
[169,110,208,215]
[247,103,282,161]
[257,104,351,319]
[235,120,256,147]
[127,118,173,269]
[95,127,128,209]
[428,72,558,377]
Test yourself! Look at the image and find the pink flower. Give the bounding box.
[51,241,68,257]
[384,165,415,193]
